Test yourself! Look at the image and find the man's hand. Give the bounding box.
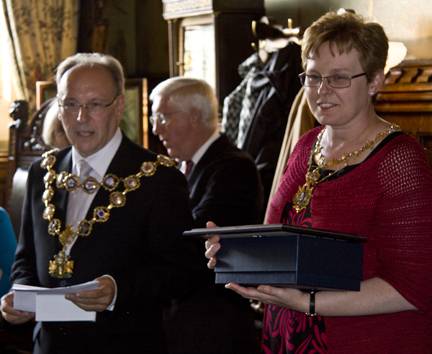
[1,292,34,324]
[65,275,115,312]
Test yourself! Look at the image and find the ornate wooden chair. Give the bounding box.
[5,99,53,236]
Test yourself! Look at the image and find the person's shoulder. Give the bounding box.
[115,137,181,180]
[120,137,155,159]
[30,147,71,171]
[132,148,183,177]
[120,137,165,164]
[389,132,422,146]
[378,132,431,171]
[383,132,426,157]
[209,136,257,170]
[374,132,432,192]
[213,134,253,160]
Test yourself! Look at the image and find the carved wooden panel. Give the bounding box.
[375,59,432,159]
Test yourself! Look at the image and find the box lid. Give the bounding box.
[183,223,366,242]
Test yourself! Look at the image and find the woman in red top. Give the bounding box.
[205,10,432,354]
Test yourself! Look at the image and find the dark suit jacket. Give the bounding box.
[12,135,201,354]
[188,134,263,228]
[164,135,263,354]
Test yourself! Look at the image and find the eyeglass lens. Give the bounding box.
[299,72,366,88]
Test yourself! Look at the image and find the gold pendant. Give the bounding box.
[59,225,75,246]
[292,167,322,213]
[292,183,314,213]
[48,250,74,278]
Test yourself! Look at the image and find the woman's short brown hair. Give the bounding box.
[301,11,388,81]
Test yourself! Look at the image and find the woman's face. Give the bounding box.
[304,42,375,128]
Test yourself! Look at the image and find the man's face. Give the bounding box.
[57,65,124,157]
[151,96,195,161]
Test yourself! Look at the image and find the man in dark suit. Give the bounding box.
[0,54,201,354]
[150,77,263,354]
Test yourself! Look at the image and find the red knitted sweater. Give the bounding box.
[265,126,432,353]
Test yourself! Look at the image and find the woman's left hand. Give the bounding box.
[226,282,309,312]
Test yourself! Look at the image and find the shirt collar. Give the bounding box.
[71,128,122,177]
[190,130,220,165]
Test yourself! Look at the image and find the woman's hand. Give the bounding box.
[0,292,35,324]
[226,283,309,313]
[205,221,221,269]
[226,277,418,316]
[204,221,221,269]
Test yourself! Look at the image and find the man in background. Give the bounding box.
[151,77,263,354]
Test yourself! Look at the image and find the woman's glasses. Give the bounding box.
[299,72,367,89]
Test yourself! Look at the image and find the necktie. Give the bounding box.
[66,160,93,228]
[65,159,96,253]
[78,159,93,180]
[184,160,194,177]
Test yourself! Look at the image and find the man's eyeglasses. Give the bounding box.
[299,72,367,89]
[149,112,181,127]
[58,95,118,115]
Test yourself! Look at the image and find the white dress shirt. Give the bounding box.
[65,128,122,253]
[181,130,220,174]
[65,128,122,310]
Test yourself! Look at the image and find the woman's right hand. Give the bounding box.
[0,291,34,324]
[204,221,221,269]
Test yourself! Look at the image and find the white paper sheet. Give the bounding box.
[36,294,96,322]
[12,281,99,322]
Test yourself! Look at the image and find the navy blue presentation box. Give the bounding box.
[183,224,366,291]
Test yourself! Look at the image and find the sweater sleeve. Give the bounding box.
[374,136,432,316]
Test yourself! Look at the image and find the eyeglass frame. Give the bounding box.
[149,111,182,127]
[57,95,118,115]
[298,72,367,89]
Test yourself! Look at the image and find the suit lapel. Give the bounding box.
[54,150,72,223]
[188,135,224,185]
[187,136,227,198]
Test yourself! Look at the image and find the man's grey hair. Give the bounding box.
[150,77,218,128]
[56,53,125,96]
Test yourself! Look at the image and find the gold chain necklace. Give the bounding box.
[316,124,401,169]
[40,150,176,278]
[292,124,400,213]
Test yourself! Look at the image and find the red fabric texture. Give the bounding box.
[264,126,432,353]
